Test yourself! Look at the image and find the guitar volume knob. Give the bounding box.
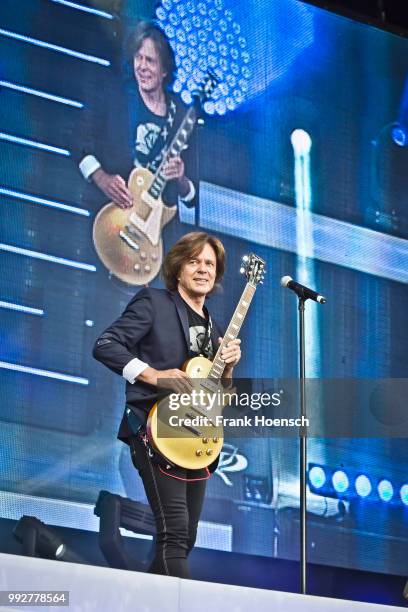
[196,450,203,456]
[144,265,151,272]
[140,251,147,260]
[213,437,219,443]
[206,449,213,456]
[202,438,209,444]
[134,264,141,272]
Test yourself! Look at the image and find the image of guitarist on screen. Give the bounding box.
[92,232,242,578]
[75,21,199,285]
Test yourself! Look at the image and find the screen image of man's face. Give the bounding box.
[134,37,167,95]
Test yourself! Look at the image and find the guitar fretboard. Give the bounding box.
[148,106,197,200]
[207,283,256,380]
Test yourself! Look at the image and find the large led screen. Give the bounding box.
[1,0,408,577]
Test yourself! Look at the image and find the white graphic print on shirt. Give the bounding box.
[189,324,213,358]
[135,122,161,156]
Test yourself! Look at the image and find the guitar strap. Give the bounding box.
[145,97,177,173]
[199,313,213,359]
[130,430,210,481]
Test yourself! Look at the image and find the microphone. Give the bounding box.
[281,276,327,304]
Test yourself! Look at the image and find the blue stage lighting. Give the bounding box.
[0,132,70,156]
[399,484,408,506]
[0,28,110,66]
[0,80,83,108]
[332,470,349,494]
[309,466,326,489]
[51,0,113,19]
[0,242,96,271]
[0,186,90,216]
[0,360,88,385]
[0,301,44,316]
[391,123,408,147]
[377,479,393,502]
[355,475,372,498]
[291,129,312,156]
[156,0,251,115]
[306,464,407,507]
[158,0,314,114]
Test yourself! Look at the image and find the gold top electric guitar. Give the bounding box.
[92,75,217,286]
[146,254,266,470]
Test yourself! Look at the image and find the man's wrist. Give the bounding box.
[138,366,158,386]
[178,176,193,199]
[223,365,233,378]
[123,358,149,384]
[222,366,234,387]
[91,167,106,186]
[79,155,101,181]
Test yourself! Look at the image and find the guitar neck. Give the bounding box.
[207,282,257,380]
[148,106,197,200]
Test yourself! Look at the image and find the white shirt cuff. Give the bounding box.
[179,180,195,203]
[123,358,149,384]
[79,155,101,181]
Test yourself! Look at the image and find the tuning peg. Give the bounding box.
[207,68,220,83]
[242,255,249,262]
[239,267,245,274]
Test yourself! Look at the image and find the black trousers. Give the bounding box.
[129,434,208,579]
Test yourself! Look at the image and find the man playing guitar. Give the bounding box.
[75,21,198,285]
[81,20,195,208]
[93,232,241,578]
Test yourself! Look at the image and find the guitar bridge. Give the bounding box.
[183,415,203,437]
[125,224,142,240]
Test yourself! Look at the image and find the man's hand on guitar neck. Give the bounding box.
[92,168,133,209]
[138,366,194,394]
[163,156,192,199]
[219,337,242,379]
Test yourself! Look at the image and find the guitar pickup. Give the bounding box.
[200,379,219,393]
[187,407,216,427]
[119,230,139,251]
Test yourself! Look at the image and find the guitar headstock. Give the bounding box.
[240,253,266,286]
[192,70,219,105]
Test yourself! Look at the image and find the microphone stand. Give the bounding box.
[282,276,325,594]
[298,296,307,595]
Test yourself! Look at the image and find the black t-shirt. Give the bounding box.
[130,88,178,173]
[182,299,215,359]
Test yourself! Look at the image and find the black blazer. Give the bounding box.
[93,287,223,443]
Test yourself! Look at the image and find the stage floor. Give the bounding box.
[0,552,405,611]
